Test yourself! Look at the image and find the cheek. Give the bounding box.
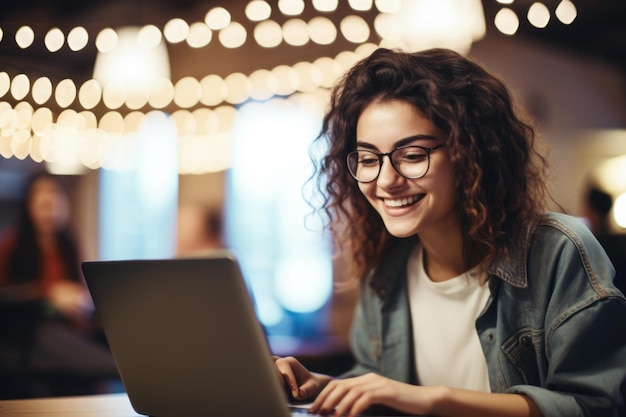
[422,166,457,208]
[431,159,456,188]
[439,174,458,209]
[357,182,375,201]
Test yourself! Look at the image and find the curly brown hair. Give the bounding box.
[312,47,550,280]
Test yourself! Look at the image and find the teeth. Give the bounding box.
[385,195,420,208]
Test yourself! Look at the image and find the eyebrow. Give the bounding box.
[355,134,439,150]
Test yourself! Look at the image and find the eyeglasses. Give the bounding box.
[346,144,445,183]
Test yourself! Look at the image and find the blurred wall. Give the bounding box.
[472,36,626,217]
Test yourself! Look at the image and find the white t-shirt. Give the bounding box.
[407,246,491,392]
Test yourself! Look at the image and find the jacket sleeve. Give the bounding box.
[506,219,626,417]
[506,295,626,417]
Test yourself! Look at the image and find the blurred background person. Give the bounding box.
[582,184,626,295]
[0,171,119,399]
[583,185,613,235]
[176,203,224,256]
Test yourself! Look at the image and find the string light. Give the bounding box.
[163,18,189,44]
[186,22,212,48]
[254,20,283,48]
[555,0,577,24]
[308,17,337,45]
[10,74,30,101]
[283,18,309,46]
[15,26,34,49]
[55,79,77,108]
[340,15,371,44]
[78,79,102,110]
[312,0,338,13]
[200,75,228,107]
[245,1,272,21]
[138,25,162,48]
[32,77,53,105]
[67,26,89,51]
[278,0,305,16]
[205,7,231,30]
[44,28,65,52]
[95,28,118,53]
[218,21,247,48]
[528,2,550,29]
[0,0,582,173]
[348,0,373,12]
[495,8,520,35]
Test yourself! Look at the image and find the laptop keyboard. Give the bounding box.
[290,407,325,416]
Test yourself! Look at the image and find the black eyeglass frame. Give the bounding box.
[346,143,446,183]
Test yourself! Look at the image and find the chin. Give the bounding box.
[383,224,419,239]
[389,232,417,239]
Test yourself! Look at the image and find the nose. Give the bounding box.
[376,155,403,188]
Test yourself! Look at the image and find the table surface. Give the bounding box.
[0,393,143,417]
[0,393,429,417]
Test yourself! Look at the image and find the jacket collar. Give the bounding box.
[369,218,540,297]
[487,218,539,289]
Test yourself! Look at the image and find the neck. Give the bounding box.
[36,232,57,249]
[419,224,465,283]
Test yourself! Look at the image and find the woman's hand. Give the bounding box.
[49,281,93,323]
[273,355,332,401]
[310,373,438,417]
[309,373,543,417]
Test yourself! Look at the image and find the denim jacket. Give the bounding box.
[343,212,626,417]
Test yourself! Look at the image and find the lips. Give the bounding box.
[384,194,423,208]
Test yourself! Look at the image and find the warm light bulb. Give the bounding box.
[308,17,337,45]
[45,28,65,52]
[340,15,370,43]
[15,26,35,49]
[556,0,577,24]
[200,75,228,106]
[67,27,89,51]
[55,79,77,108]
[95,28,118,53]
[187,22,212,48]
[283,18,309,46]
[78,79,102,110]
[174,77,202,108]
[32,77,53,104]
[348,0,373,11]
[278,0,305,15]
[246,1,272,21]
[614,193,626,229]
[224,73,251,104]
[312,0,338,12]
[495,8,520,35]
[163,18,189,44]
[205,7,231,30]
[528,2,550,28]
[254,20,283,48]
[219,22,247,48]
[0,72,8,98]
[10,74,30,100]
[138,25,162,48]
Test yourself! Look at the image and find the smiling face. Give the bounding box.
[355,99,459,240]
[28,176,70,236]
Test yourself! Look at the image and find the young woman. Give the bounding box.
[0,172,118,398]
[273,48,626,417]
[0,172,90,326]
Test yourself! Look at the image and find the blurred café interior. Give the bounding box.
[0,0,625,399]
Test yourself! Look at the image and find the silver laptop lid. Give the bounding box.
[82,252,291,417]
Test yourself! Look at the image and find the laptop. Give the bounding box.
[82,251,317,417]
